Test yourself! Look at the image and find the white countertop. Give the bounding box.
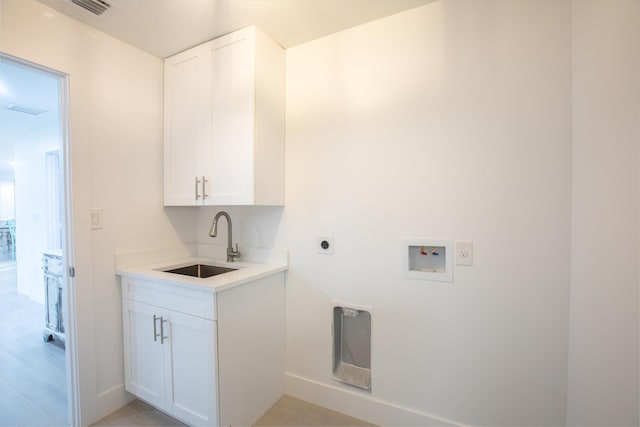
[116,256,287,293]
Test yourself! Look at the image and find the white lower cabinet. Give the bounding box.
[120,272,285,427]
[123,299,217,426]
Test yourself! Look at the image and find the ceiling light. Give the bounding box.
[7,103,49,116]
[0,81,10,97]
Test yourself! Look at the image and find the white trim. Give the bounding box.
[285,372,466,427]
[97,384,132,420]
[45,150,63,249]
[59,64,80,427]
[0,52,80,427]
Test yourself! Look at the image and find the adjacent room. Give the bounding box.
[0,57,68,425]
[0,1,637,426]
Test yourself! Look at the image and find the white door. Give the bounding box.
[123,299,165,407]
[165,310,218,426]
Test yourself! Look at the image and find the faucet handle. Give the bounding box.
[229,243,241,260]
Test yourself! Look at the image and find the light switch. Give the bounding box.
[455,241,473,266]
[90,208,103,230]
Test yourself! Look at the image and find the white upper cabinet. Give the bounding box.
[164,26,285,206]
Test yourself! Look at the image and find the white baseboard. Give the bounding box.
[96,383,133,422]
[285,373,466,427]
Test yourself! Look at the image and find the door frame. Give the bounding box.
[0,52,79,426]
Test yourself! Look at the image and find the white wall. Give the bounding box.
[0,0,196,424]
[0,174,14,220]
[199,1,574,425]
[282,2,573,425]
[14,124,60,303]
[567,1,640,425]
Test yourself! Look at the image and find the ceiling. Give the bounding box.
[0,59,61,177]
[37,0,433,58]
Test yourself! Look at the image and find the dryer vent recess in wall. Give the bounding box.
[333,305,371,391]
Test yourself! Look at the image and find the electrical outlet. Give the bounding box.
[318,236,334,254]
[455,241,473,266]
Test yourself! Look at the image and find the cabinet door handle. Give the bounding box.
[153,314,160,342]
[195,177,201,200]
[202,176,208,199]
[160,317,168,344]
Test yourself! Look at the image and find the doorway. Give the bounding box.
[0,54,73,425]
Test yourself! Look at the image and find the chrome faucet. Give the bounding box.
[209,211,240,262]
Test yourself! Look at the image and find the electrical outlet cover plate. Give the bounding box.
[318,236,334,254]
[455,241,473,266]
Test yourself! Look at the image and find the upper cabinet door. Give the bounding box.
[207,28,256,205]
[163,26,284,206]
[164,45,209,205]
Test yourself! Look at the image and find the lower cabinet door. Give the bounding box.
[123,299,166,407]
[164,311,217,426]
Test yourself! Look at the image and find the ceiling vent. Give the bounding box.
[71,0,110,15]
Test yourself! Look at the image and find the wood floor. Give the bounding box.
[0,255,68,426]
[94,395,376,427]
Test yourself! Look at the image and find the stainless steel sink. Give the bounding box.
[162,264,237,278]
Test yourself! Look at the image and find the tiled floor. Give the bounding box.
[92,399,186,427]
[93,395,376,427]
[253,395,376,427]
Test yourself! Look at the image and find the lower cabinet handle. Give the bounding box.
[153,314,160,342]
[160,317,168,344]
